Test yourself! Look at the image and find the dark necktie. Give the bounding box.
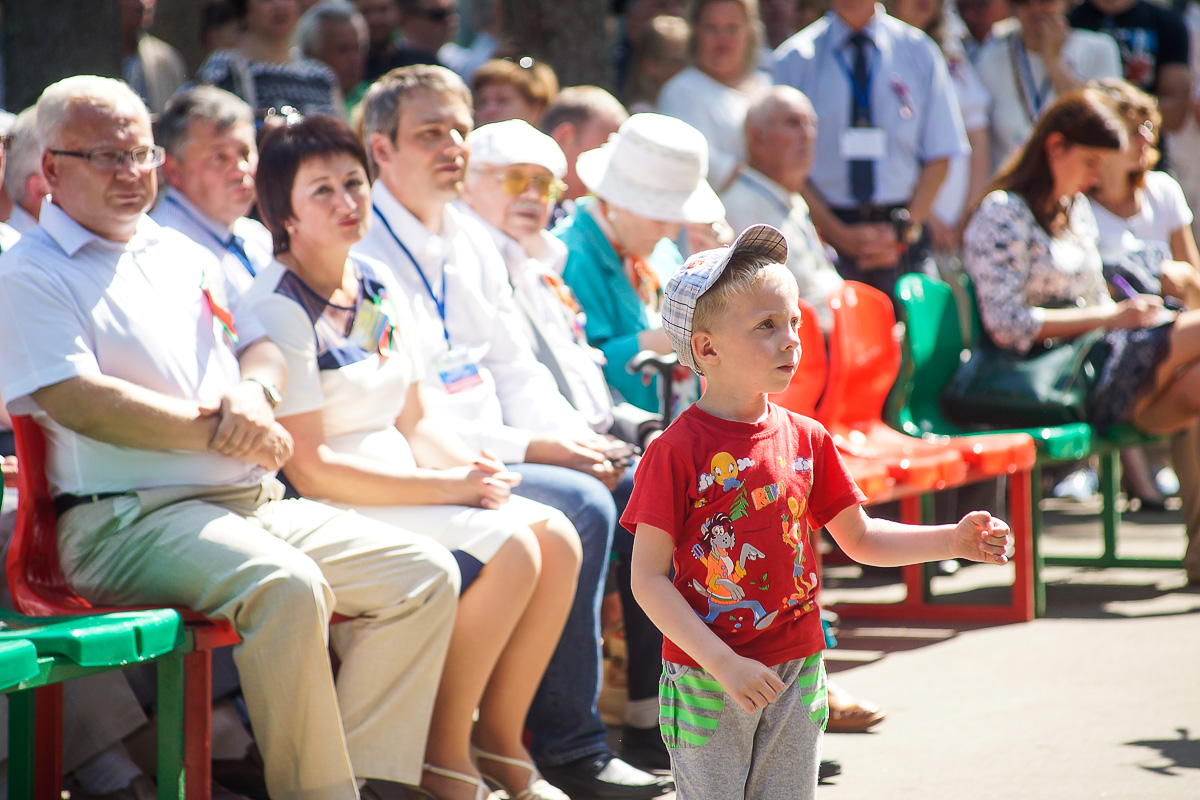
[227,234,256,277]
[848,33,875,208]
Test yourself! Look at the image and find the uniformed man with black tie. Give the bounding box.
[773,0,969,301]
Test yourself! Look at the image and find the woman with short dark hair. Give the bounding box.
[248,115,578,800]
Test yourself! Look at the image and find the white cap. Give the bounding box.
[466,118,568,179]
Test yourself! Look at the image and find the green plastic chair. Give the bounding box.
[895,273,1181,614]
[0,607,185,800]
[950,274,1176,570]
[0,639,39,691]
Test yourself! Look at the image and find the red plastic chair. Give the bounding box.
[817,283,969,490]
[769,298,893,502]
[816,284,1037,623]
[8,414,243,799]
[821,282,1037,475]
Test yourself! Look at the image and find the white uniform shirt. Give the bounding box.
[0,199,267,495]
[151,187,275,296]
[353,182,593,463]
[773,5,970,208]
[932,44,990,227]
[976,27,1122,169]
[459,204,616,433]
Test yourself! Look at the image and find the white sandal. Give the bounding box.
[422,763,494,800]
[472,747,571,800]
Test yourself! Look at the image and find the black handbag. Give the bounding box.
[942,329,1105,428]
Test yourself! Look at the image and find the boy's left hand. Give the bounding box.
[952,511,1014,565]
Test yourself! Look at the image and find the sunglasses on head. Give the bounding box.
[494,169,567,202]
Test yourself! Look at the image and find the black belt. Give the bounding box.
[830,204,908,224]
[53,492,126,518]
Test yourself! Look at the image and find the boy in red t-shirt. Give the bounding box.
[622,224,1014,799]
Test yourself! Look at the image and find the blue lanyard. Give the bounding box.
[372,203,450,344]
[1015,39,1051,119]
[834,40,874,115]
[164,194,256,277]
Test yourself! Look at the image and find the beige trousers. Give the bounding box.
[57,479,459,800]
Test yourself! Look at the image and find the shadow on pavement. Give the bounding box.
[1126,728,1200,776]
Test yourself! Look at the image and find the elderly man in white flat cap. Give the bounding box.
[458,119,663,450]
[555,113,726,416]
[458,120,676,773]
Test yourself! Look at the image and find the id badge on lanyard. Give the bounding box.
[436,347,484,394]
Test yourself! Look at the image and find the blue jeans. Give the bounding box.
[511,463,618,767]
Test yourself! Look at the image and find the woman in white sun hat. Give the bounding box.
[554,112,726,414]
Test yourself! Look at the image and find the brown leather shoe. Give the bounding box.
[826,691,886,733]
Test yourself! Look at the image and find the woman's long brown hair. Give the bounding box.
[982,88,1126,233]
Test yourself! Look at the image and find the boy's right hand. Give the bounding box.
[712,653,786,713]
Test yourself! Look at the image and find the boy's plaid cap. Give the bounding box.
[662,224,789,373]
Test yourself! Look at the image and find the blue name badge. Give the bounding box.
[436,347,484,394]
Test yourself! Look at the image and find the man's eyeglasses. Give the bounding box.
[494,169,567,202]
[49,145,165,171]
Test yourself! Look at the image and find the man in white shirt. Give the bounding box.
[2,106,47,236]
[0,75,458,800]
[458,119,662,448]
[151,86,275,296]
[356,65,672,800]
[721,86,844,330]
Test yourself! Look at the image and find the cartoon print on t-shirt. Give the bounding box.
[781,494,818,615]
[698,452,756,520]
[698,452,755,493]
[690,512,779,631]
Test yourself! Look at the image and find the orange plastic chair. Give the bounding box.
[817,283,969,490]
[823,281,1037,476]
[817,284,1036,623]
[769,298,893,502]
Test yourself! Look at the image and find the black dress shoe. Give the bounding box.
[540,752,673,800]
[819,759,842,783]
[619,724,671,772]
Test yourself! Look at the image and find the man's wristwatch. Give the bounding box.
[244,376,281,409]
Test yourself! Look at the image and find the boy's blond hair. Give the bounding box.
[692,253,791,337]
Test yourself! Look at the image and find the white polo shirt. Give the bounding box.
[151,187,275,296]
[0,199,268,495]
[354,182,594,463]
